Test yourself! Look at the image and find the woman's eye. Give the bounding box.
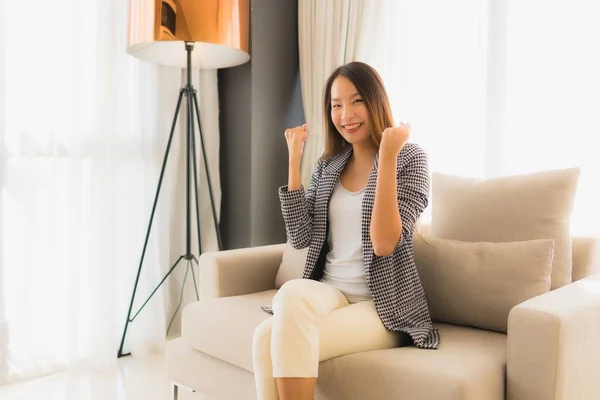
[354,98,363,104]
[332,104,341,108]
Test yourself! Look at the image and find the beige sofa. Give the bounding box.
[167,168,600,399]
[166,231,600,400]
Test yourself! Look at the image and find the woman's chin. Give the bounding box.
[343,133,368,145]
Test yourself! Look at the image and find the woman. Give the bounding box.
[252,61,439,400]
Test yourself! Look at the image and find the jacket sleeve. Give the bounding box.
[278,160,324,249]
[395,144,430,249]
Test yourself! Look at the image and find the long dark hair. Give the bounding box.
[320,61,394,160]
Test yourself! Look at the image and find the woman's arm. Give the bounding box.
[286,124,307,191]
[288,156,302,190]
[279,124,319,249]
[370,153,402,256]
[279,159,323,249]
[371,144,430,256]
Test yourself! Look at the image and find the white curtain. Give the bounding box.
[0,0,221,385]
[500,1,600,236]
[299,0,600,236]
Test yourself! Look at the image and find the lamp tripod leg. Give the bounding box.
[192,91,223,251]
[166,258,193,337]
[187,86,201,301]
[185,85,220,302]
[190,255,200,301]
[188,254,200,301]
[117,89,185,358]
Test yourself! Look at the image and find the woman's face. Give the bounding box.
[330,76,372,146]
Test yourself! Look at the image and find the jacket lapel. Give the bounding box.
[362,153,380,268]
[313,146,353,240]
[322,145,353,175]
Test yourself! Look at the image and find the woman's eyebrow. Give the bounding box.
[331,93,361,102]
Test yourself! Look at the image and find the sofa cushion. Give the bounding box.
[572,236,600,281]
[413,235,554,332]
[317,323,507,400]
[182,292,507,400]
[172,322,506,400]
[182,290,507,400]
[181,289,277,373]
[274,243,308,289]
[431,168,579,289]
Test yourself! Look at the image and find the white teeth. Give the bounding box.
[345,123,361,129]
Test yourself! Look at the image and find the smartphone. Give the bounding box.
[261,306,274,315]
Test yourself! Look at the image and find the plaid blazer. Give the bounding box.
[279,143,440,349]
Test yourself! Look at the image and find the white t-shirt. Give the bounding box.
[321,180,372,303]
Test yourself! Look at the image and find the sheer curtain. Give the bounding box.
[300,0,600,235]
[501,1,600,236]
[376,0,600,235]
[0,0,220,385]
[366,0,488,225]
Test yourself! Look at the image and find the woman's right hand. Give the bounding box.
[284,124,308,164]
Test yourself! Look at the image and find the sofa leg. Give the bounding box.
[172,382,179,400]
[171,381,196,400]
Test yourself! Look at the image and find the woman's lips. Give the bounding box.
[343,122,362,134]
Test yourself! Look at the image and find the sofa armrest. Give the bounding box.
[198,243,286,299]
[507,271,600,400]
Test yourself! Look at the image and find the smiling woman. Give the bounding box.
[255,61,437,400]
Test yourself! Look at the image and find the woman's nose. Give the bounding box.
[341,105,354,121]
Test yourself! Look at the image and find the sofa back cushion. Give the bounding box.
[414,234,554,333]
[571,236,600,281]
[430,168,579,289]
[274,244,308,289]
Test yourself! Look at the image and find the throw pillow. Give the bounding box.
[430,168,579,289]
[414,234,554,333]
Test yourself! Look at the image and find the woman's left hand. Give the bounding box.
[379,123,410,159]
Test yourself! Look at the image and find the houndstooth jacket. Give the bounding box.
[278,143,440,349]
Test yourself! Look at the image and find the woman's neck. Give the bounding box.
[351,142,377,166]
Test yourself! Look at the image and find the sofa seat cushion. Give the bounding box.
[183,290,507,400]
[181,289,277,373]
[317,323,507,400]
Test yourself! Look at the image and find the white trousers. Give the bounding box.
[252,279,407,400]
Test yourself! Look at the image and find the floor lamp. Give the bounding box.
[118,0,250,358]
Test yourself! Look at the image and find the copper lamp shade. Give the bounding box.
[127,0,250,69]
